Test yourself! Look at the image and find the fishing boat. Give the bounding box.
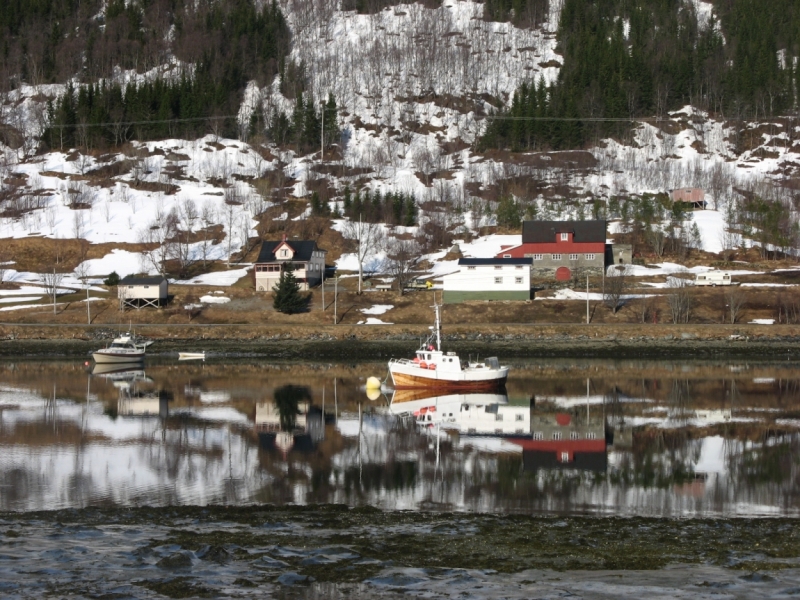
[387,303,509,390]
[92,333,152,364]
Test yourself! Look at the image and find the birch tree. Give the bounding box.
[341,218,385,294]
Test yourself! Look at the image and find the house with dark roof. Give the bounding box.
[254,235,327,292]
[495,220,630,281]
[441,257,533,303]
[118,275,169,309]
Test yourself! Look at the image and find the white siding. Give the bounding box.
[442,265,530,292]
[118,280,168,300]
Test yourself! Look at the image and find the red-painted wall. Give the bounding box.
[497,241,605,257]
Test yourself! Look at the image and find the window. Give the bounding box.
[561,452,570,462]
[495,265,503,270]
[533,432,543,440]
[503,254,511,258]
[515,414,524,421]
[587,432,597,440]
[516,428,524,434]
[586,253,595,260]
[494,277,502,284]
[515,265,523,270]
[495,414,503,422]
[570,431,579,440]
[468,428,477,434]
[552,254,562,261]
[467,266,476,270]
[560,233,569,241]
[552,431,562,440]
[281,249,288,257]
[533,254,543,260]
[495,428,503,434]
[515,277,523,284]
[569,254,578,261]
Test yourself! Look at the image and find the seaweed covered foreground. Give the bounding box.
[2,506,800,598]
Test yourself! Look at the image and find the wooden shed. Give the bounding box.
[118,275,169,309]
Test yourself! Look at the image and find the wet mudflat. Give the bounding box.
[3,506,800,598]
[3,357,800,597]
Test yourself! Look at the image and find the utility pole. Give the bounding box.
[586,274,590,324]
[321,274,325,311]
[86,280,91,324]
[334,276,338,324]
[52,267,56,315]
[321,101,324,164]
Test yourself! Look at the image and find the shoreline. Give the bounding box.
[1,322,800,359]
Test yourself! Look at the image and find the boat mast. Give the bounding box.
[433,301,441,351]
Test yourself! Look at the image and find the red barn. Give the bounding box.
[496,220,607,281]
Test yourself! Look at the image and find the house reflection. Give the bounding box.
[512,399,609,473]
[255,385,325,455]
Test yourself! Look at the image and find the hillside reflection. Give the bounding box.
[2,359,800,515]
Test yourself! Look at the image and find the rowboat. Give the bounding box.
[178,352,206,361]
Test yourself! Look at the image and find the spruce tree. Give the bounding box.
[272,265,307,314]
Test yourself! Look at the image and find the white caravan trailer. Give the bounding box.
[695,271,732,286]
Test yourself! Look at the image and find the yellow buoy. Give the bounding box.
[366,387,381,401]
[366,376,381,390]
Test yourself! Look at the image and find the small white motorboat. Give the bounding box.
[178,352,206,361]
[92,333,152,364]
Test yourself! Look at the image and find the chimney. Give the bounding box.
[282,233,287,242]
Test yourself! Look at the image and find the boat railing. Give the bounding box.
[389,358,418,366]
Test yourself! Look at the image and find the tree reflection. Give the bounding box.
[274,385,311,432]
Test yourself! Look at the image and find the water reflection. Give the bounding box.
[2,359,800,516]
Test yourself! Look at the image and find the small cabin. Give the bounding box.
[694,272,732,286]
[118,275,169,309]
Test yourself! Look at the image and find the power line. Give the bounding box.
[36,111,800,130]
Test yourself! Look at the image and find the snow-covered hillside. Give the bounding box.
[1,0,799,290]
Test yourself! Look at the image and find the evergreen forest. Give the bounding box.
[480,0,800,151]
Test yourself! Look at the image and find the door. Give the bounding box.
[555,267,571,281]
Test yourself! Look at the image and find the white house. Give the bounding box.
[441,258,533,303]
[254,235,327,292]
[118,276,169,309]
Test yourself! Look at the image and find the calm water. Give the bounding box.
[2,358,800,517]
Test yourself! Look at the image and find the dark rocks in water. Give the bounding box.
[157,551,194,570]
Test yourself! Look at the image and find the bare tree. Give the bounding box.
[200,201,218,267]
[724,287,747,324]
[667,277,692,324]
[40,269,65,314]
[648,227,667,258]
[604,265,629,314]
[636,294,658,323]
[386,237,419,294]
[341,218,386,294]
